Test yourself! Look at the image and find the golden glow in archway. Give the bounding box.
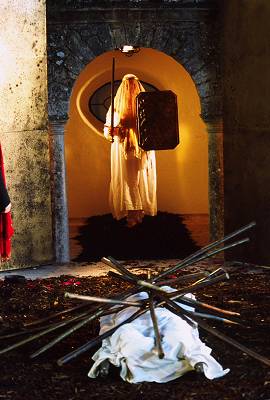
[65,48,208,219]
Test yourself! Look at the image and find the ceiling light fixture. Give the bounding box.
[117,45,140,57]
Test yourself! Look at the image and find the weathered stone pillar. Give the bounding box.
[0,0,53,266]
[204,118,224,241]
[49,120,70,264]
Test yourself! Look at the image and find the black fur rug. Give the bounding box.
[74,212,199,262]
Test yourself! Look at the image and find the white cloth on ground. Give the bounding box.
[88,287,230,383]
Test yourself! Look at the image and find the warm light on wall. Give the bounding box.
[66,48,209,218]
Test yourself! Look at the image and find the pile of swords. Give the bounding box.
[0,221,270,369]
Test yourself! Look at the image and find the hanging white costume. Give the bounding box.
[104,74,157,227]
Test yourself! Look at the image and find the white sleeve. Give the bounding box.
[104,110,121,139]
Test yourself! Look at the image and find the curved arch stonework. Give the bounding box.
[47,2,224,260]
[47,3,222,122]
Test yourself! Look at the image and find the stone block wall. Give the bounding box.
[46,0,222,121]
[222,0,270,264]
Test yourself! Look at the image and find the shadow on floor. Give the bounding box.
[74,212,200,262]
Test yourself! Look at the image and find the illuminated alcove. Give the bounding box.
[65,48,209,258]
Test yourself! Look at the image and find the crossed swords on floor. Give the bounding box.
[0,221,270,369]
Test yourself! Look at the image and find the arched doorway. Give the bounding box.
[65,48,209,260]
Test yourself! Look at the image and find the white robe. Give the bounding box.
[105,129,157,220]
[89,288,230,383]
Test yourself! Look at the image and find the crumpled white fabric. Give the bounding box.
[88,287,230,383]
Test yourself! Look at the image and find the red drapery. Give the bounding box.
[0,144,14,259]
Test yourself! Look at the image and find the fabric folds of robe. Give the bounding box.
[89,288,230,383]
[108,136,157,220]
[0,144,14,259]
[104,74,157,221]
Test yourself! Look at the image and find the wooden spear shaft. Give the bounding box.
[148,292,164,359]
[30,286,141,359]
[65,292,143,307]
[103,238,245,300]
[155,222,255,281]
[104,237,249,294]
[57,307,148,366]
[24,302,90,327]
[165,302,270,368]
[192,267,224,286]
[0,305,127,341]
[110,57,115,141]
[176,297,240,318]
[163,298,239,325]
[155,271,209,286]
[56,272,270,368]
[169,273,230,299]
[3,230,253,359]
[30,304,115,359]
[159,237,249,288]
[148,293,270,367]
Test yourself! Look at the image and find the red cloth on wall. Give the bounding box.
[0,144,14,259]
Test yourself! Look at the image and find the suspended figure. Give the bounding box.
[104,74,157,228]
[0,143,14,262]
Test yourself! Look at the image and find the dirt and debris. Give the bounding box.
[0,263,269,400]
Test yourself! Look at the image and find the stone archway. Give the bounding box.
[47,1,224,262]
[66,47,208,228]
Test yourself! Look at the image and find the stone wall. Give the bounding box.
[7,0,270,267]
[47,0,222,121]
[222,0,270,264]
[0,0,53,266]
[3,0,267,265]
